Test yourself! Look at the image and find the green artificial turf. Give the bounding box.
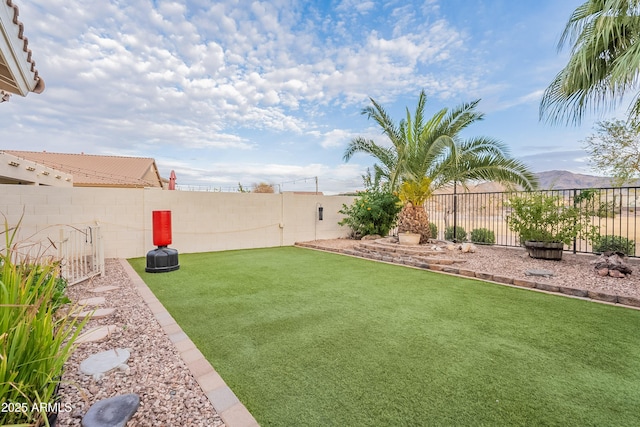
[130,247,640,426]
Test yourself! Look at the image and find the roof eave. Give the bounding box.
[0,0,44,97]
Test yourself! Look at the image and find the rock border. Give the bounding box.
[295,242,640,310]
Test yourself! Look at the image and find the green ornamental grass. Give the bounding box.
[131,247,640,426]
[1,221,88,426]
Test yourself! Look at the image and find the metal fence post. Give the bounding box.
[453,181,458,242]
[573,189,577,254]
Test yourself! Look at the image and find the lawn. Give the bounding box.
[130,247,640,426]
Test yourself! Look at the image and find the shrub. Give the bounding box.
[592,235,636,256]
[506,192,598,245]
[445,226,467,242]
[339,187,401,238]
[0,220,88,426]
[594,201,616,218]
[27,265,71,313]
[429,222,438,240]
[470,228,496,244]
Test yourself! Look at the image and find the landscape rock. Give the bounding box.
[73,308,116,320]
[361,234,381,240]
[592,252,633,278]
[77,297,106,306]
[525,269,555,278]
[75,325,119,344]
[460,243,477,253]
[81,394,140,427]
[609,269,626,278]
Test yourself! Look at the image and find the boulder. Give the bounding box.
[460,243,477,253]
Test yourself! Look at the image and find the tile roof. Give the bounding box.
[4,151,165,188]
[0,0,45,101]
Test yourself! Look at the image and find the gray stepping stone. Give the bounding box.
[76,325,118,344]
[80,348,130,381]
[77,296,106,306]
[73,308,116,320]
[89,286,119,293]
[525,269,555,277]
[82,393,140,427]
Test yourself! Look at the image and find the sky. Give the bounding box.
[2,0,622,194]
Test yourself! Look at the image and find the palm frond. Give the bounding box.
[541,0,640,124]
[345,90,536,194]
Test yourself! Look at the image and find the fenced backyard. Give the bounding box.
[426,186,640,256]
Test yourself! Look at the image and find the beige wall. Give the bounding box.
[0,185,354,258]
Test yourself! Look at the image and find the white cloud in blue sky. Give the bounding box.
[2,0,617,193]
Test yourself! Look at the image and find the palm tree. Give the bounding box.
[344,90,537,243]
[540,0,640,125]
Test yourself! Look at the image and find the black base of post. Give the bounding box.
[145,246,180,273]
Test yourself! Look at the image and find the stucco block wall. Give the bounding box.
[0,185,354,258]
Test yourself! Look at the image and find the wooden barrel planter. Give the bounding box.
[524,241,564,260]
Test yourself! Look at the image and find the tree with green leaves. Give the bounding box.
[540,0,640,125]
[344,90,537,242]
[583,119,640,185]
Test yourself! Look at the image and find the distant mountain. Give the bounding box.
[534,170,615,190]
[434,170,628,195]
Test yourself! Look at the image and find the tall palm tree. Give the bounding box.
[540,0,640,125]
[344,90,537,242]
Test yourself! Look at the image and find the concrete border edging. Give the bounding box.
[295,242,640,311]
[119,259,260,427]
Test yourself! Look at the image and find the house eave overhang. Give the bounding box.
[0,0,44,99]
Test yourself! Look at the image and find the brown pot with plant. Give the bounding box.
[397,177,433,244]
[506,191,598,260]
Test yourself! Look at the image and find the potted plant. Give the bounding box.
[506,191,597,260]
[397,177,433,244]
[398,231,421,245]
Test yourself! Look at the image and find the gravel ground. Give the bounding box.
[302,238,640,299]
[57,259,224,427]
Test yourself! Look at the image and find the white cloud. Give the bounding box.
[319,129,355,148]
[5,0,580,194]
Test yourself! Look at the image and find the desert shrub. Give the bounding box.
[470,228,496,244]
[594,201,616,218]
[592,235,636,256]
[339,187,401,238]
[445,226,467,242]
[429,222,438,240]
[507,192,598,245]
[253,182,275,193]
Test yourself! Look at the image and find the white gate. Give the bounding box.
[58,225,104,285]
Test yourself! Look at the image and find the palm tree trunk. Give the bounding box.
[397,202,431,244]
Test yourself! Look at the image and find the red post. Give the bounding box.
[152,210,172,247]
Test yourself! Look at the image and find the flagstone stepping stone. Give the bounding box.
[80,348,130,381]
[77,296,106,306]
[82,393,140,427]
[73,308,116,320]
[76,325,118,344]
[525,269,555,278]
[89,286,119,293]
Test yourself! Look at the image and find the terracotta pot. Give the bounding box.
[524,241,564,260]
[398,233,421,245]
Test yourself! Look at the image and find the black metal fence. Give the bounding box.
[426,187,640,257]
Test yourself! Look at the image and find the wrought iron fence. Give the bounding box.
[426,187,640,257]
